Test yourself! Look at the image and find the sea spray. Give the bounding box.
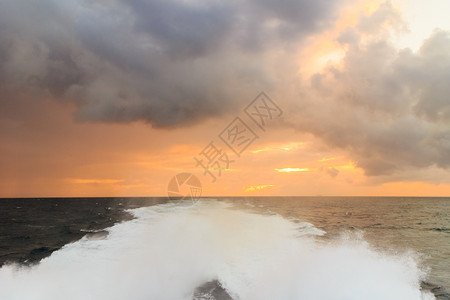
[0,200,434,300]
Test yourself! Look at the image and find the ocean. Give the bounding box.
[0,197,448,299]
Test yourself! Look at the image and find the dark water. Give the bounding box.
[0,197,167,266]
[0,197,448,299]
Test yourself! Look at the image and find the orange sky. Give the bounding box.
[1,94,449,197]
[0,0,449,197]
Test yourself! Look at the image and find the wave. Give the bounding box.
[0,200,434,300]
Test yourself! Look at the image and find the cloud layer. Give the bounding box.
[287,3,450,176]
[1,0,449,180]
[0,0,337,128]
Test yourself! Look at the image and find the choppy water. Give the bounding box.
[0,197,448,299]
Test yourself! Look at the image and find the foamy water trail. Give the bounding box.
[0,200,434,300]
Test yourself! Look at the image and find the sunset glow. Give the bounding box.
[275,168,310,173]
[0,0,449,197]
[244,185,276,193]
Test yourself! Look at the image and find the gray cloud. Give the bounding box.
[286,4,450,177]
[2,0,449,180]
[0,0,338,128]
[326,167,339,178]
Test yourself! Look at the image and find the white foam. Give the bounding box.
[0,200,435,300]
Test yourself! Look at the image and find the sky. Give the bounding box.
[0,0,449,197]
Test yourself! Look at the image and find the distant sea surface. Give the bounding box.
[0,197,448,300]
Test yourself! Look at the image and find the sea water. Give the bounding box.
[1,197,448,299]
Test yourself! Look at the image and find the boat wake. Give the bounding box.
[0,200,435,300]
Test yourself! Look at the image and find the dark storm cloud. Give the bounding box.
[3,0,448,180]
[129,0,235,59]
[0,0,338,128]
[287,3,450,177]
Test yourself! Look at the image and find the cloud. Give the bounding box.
[2,0,449,181]
[286,3,450,177]
[0,0,338,128]
[326,167,339,178]
[356,1,406,35]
